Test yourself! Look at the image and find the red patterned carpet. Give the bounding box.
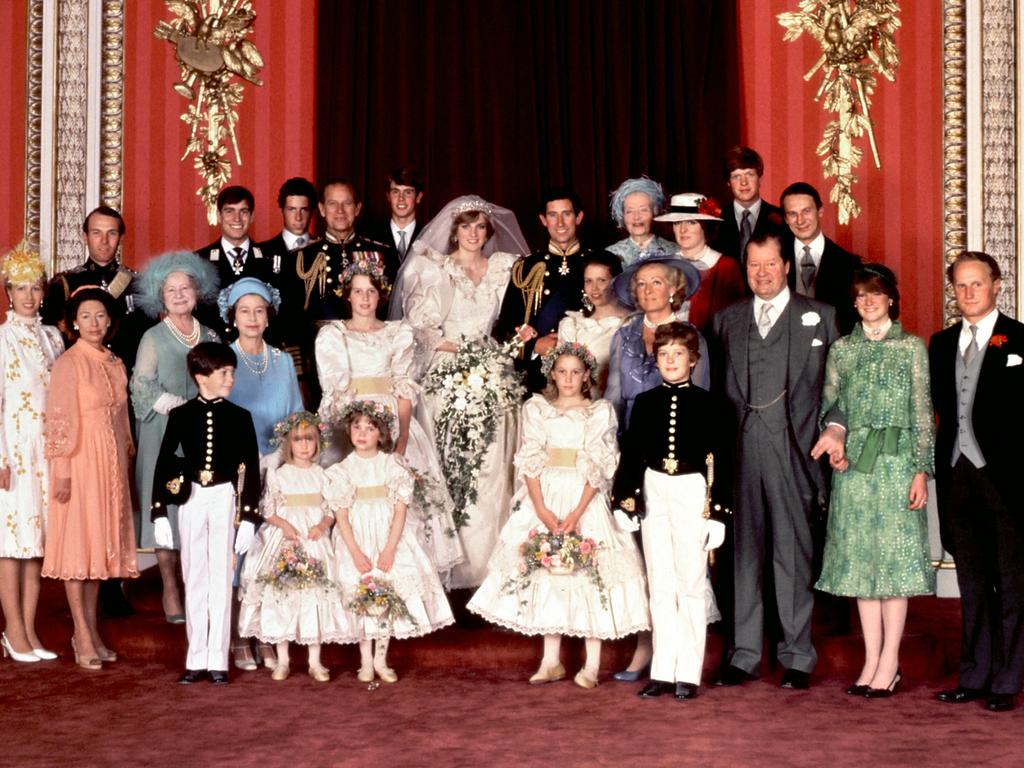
[2,571,1021,767]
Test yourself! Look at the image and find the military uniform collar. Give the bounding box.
[325,231,356,245]
[86,258,119,274]
[547,240,580,258]
[661,380,692,389]
[197,396,226,404]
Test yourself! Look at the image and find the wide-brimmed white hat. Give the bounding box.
[654,192,723,223]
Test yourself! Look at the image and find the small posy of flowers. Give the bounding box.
[256,542,333,591]
[270,411,329,451]
[502,510,608,609]
[423,337,524,525]
[697,197,722,218]
[540,341,598,383]
[348,573,416,628]
[990,334,1008,348]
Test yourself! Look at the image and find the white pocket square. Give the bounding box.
[1008,354,1022,367]
[811,338,824,347]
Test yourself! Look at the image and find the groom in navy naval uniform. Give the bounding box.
[931,251,1024,713]
[711,227,846,690]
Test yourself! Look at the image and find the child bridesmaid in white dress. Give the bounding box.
[324,402,454,683]
[468,343,649,688]
[238,413,348,682]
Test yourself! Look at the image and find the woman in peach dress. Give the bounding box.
[42,287,138,670]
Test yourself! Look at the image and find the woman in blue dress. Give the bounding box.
[219,277,303,671]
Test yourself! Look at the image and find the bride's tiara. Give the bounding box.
[450,198,494,219]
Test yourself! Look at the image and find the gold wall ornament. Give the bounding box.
[155,0,264,224]
[778,1,901,224]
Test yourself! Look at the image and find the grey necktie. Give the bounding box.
[397,229,408,259]
[231,246,245,273]
[758,302,774,338]
[800,245,816,296]
[739,210,752,260]
[962,324,979,365]
[294,234,309,250]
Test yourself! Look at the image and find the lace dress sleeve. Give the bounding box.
[908,337,936,475]
[557,313,579,344]
[315,323,354,424]
[388,322,421,403]
[386,454,414,506]
[44,353,80,479]
[577,400,620,492]
[259,466,286,519]
[130,329,163,423]
[401,250,451,380]
[322,462,355,512]
[513,397,549,481]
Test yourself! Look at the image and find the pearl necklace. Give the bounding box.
[864,318,893,340]
[642,314,674,331]
[236,340,269,376]
[163,316,201,348]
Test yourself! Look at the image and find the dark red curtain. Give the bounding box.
[317,0,740,249]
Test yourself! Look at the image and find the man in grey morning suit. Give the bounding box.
[711,229,845,690]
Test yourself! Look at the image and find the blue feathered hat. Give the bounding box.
[133,250,220,319]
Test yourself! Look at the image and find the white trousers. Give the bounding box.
[177,483,236,672]
[641,470,708,685]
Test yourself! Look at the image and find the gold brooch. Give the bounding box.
[166,476,183,495]
[662,457,679,474]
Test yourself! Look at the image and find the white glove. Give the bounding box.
[154,517,174,549]
[234,521,256,555]
[152,393,188,415]
[613,509,640,533]
[702,519,726,552]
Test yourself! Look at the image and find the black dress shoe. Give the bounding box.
[845,683,870,696]
[674,682,699,700]
[864,667,902,698]
[177,669,208,685]
[209,670,231,685]
[780,669,811,690]
[935,686,987,704]
[986,693,1016,712]
[713,665,756,687]
[638,680,674,698]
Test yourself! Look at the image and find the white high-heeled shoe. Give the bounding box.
[33,647,58,661]
[2,633,41,663]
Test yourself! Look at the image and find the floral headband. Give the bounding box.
[341,399,397,434]
[1,241,46,285]
[541,341,599,383]
[340,257,391,296]
[270,411,329,451]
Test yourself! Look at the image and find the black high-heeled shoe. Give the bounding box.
[845,683,870,696]
[864,667,902,698]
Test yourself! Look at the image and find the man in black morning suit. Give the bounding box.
[781,181,861,335]
[710,228,846,691]
[493,188,588,392]
[362,166,425,263]
[709,146,783,272]
[931,251,1024,713]
[194,185,275,338]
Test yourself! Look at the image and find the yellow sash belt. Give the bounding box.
[355,485,388,500]
[283,493,322,507]
[351,377,391,396]
[547,448,578,468]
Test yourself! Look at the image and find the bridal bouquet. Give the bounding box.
[423,336,524,526]
[348,573,416,628]
[256,542,333,591]
[503,517,608,609]
[411,468,459,540]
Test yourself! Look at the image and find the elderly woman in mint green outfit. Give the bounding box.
[815,264,935,699]
[131,251,220,624]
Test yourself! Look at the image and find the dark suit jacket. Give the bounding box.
[711,293,840,509]
[362,219,423,259]
[194,240,277,338]
[710,199,783,270]
[929,313,1024,507]
[787,236,861,335]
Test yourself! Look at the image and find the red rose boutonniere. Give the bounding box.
[990,334,1008,348]
[698,197,722,218]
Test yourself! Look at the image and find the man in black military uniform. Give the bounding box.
[44,205,142,617]
[493,188,589,392]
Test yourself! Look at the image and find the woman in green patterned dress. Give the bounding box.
[815,264,935,698]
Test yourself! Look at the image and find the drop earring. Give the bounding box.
[581,289,594,314]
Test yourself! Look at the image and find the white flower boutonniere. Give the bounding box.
[801,311,821,326]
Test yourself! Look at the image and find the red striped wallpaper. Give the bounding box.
[1,1,28,254]
[737,1,944,337]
